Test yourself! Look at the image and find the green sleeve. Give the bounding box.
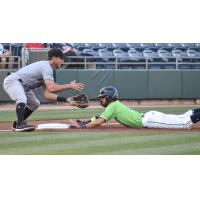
[100,104,116,121]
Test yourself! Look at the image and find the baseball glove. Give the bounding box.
[67,93,89,108]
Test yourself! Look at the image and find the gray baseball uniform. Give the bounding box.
[3,61,54,110]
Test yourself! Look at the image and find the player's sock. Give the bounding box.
[190,113,200,124]
[192,108,200,114]
[24,106,34,120]
[16,103,26,125]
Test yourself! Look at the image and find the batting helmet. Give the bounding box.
[97,86,118,101]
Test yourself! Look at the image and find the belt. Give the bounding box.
[19,79,30,92]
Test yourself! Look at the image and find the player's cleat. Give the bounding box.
[12,121,17,130]
[14,121,35,132]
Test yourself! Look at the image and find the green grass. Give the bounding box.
[0,106,200,155]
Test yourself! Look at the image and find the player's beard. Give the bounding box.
[100,99,109,107]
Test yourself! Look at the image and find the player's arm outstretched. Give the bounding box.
[70,117,105,129]
[44,80,84,93]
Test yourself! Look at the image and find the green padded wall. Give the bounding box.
[78,70,114,99]
[114,70,148,99]
[55,69,114,99]
[182,70,200,98]
[1,70,200,102]
[148,70,182,99]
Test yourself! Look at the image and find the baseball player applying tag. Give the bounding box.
[3,48,85,132]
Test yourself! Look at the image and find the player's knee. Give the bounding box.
[31,100,40,110]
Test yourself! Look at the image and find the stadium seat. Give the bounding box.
[171,49,186,61]
[98,48,113,58]
[186,49,199,57]
[112,43,129,51]
[113,49,129,58]
[82,48,97,56]
[128,49,146,69]
[140,43,156,50]
[76,43,87,51]
[113,49,130,69]
[98,43,115,51]
[154,43,170,50]
[128,49,144,61]
[157,49,175,69]
[98,49,115,69]
[143,49,157,61]
[181,43,195,49]
[186,49,200,69]
[172,49,190,69]
[143,49,162,69]
[167,43,184,50]
[126,43,143,51]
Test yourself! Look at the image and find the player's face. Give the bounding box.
[55,57,64,68]
[99,97,109,107]
[52,57,64,68]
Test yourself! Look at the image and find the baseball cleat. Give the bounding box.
[14,122,35,132]
[12,121,17,130]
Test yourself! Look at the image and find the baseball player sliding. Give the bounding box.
[71,86,200,130]
[3,48,85,132]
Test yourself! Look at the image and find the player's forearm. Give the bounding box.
[85,118,105,128]
[48,83,72,93]
[44,91,58,101]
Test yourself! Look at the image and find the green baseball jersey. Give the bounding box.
[100,100,143,128]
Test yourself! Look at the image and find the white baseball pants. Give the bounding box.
[141,110,193,129]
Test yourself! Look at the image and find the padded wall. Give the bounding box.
[1,70,200,102]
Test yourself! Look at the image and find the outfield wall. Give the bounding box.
[1,69,200,102]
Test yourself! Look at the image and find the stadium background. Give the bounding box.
[1,43,200,103]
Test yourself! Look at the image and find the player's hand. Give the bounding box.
[70,80,84,91]
[69,119,81,128]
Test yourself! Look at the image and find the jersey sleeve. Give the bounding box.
[41,65,54,81]
[100,103,116,121]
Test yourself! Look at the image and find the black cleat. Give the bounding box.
[14,121,35,132]
[12,121,17,130]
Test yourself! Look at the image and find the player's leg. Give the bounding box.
[3,79,35,131]
[142,111,193,129]
[25,90,40,120]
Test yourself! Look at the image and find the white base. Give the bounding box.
[37,123,71,130]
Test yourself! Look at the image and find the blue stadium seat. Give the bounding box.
[186,49,200,69]
[98,48,113,58]
[128,49,146,69]
[126,43,143,51]
[171,49,186,61]
[167,43,184,50]
[112,43,129,51]
[98,43,114,51]
[128,49,144,61]
[98,49,115,69]
[113,49,130,69]
[113,49,129,59]
[172,49,190,69]
[181,43,195,49]
[154,43,170,51]
[157,49,175,69]
[143,49,162,69]
[82,48,97,56]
